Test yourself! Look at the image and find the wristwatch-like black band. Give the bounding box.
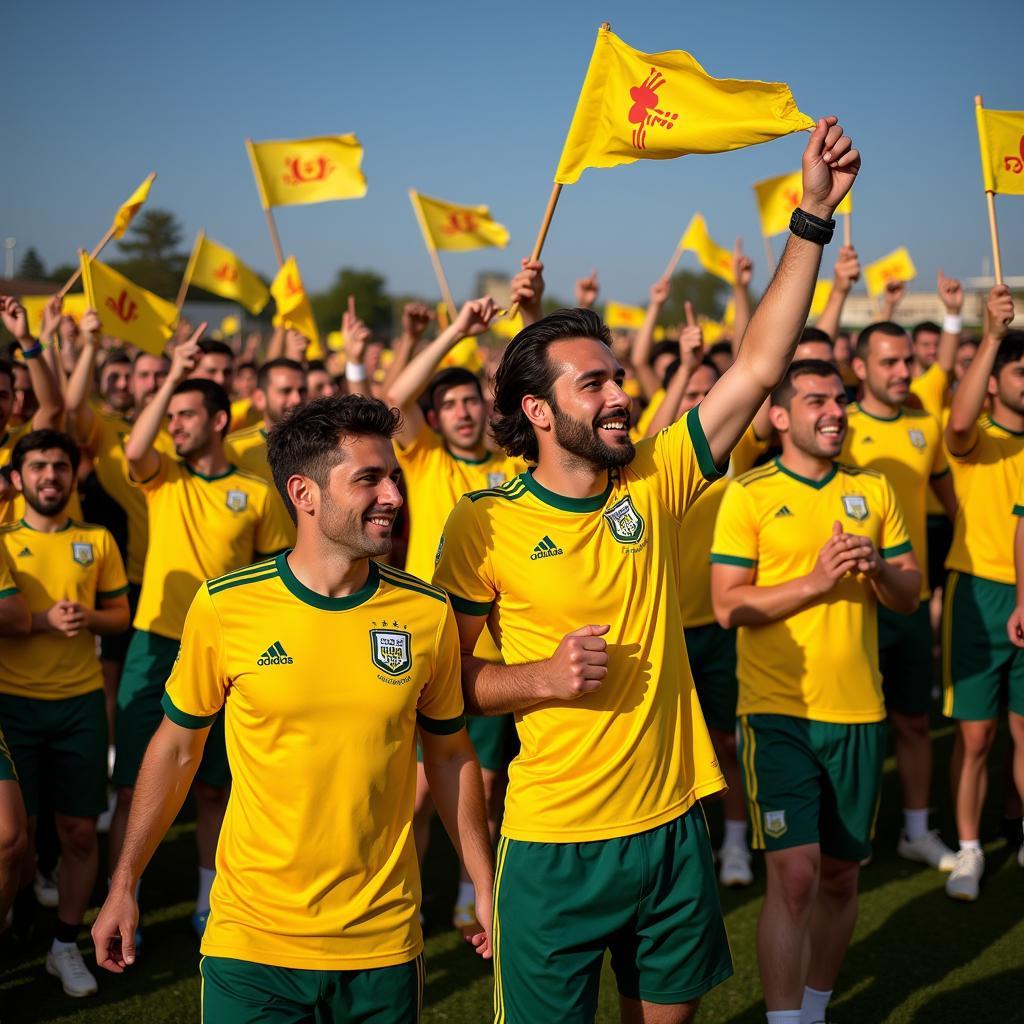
[789,208,835,245]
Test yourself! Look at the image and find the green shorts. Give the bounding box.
[0,727,17,783]
[738,714,885,862]
[943,571,1024,720]
[684,622,738,734]
[493,808,732,1021]
[100,581,142,664]
[0,690,107,818]
[113,629,229,789]
[878,602,933,716]
[417,715,518,774]
[200,954,424,1024]
[926,514,953,593]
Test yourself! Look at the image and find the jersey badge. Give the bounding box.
[603,495,646,545]
[907,429,926,450]
[71,542,94,566]
[226,489,248,512]
[764,809,787,838]
[841,495,868,522]
[370,627,412,677]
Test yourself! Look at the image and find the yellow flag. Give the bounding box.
[809,280,832,318]
[439,336,485,373]
[22,294,88,337]
[864,248,917,298]
[220,315,241,337]
[187,234,270,314]
[270,257,322,357]
[976,107,1024,195]
[111,173,155,239]
[753,169,852,237]
[554,27,814,185]
[605,301,646,329]
[702,319,727,344]
[410,191,509,252]
[326,330,345,352]
[248,136,367,208]
[491,311,524,340]
[679,214,735,285]
[79,254,176,355]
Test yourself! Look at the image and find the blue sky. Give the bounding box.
[6,0,1023,309]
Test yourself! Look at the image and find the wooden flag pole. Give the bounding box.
[762,235,775,274]
[409,190,457,320]
[662,245,685,280]
[975,95,1004,285]
[506,182,563,319]
[246,138,285,268]
[176,230,204,311]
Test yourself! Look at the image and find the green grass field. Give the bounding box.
[3,720,1021,1023]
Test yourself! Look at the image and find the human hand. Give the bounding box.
[986,284,1015,341]
[401,302,434,341]
[833,246,861,292]
[342,297,370,365]
[801,116,860,220]
[169,322,207,383]
[679,302,703,370]
[42,600,87,638]
[0,297,33,345]
[937,270,963,316]
[808,521,865,595]
[539,624,610,701]
[79,309,102,344]
[575,269,599,309]
[453,297,497,339]
[284,329,309,362]
[1008,605,1024,648]
[510,259,545,323]
[91,885,139,973]
[649,274,671,306]
[733,240,753,289]
[40,296,64,341]
[466,881,493,960]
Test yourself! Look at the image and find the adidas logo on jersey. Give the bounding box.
[257,642,294,666]
[530,535,564,560]
[16,546,32,558]
[775,506,794,518]
[861,436,874,444]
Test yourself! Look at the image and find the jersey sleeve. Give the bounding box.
[131,451,177,492]
[417,600,466,735]
[431,497,497,617]
[930,420,950,478]
[710,482,760,570]
[879,477,913,559]
[0,547,17,598]
[96,530,129,600]
[161,585,227,727]
[395,421,442,468]
[255,487,294,555]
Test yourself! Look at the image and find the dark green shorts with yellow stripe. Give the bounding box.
[684,622,738,734]
[200,953,424,1023]
[738,714,885,862]
[492,807,732,1022]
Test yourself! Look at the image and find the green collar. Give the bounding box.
[774,457,838,490]
[19,517,72,533]
[989,417,1024,438]
[853,402,902,423]
[445,446,492,466]
[184,462,236,482]
[276,552,380,610]
[521,468,612,512]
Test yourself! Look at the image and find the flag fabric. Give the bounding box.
[864,248,917,298]
[22,294,88,337]
[810,280,832,319]
[605,301,646,329]
[248,136,367,208]
[753,169,852,237]
[270,257,322,358]
[410,191,509,252]
[220,315,241,337]
[554,27,815,185]
[439,336,485,374]
[187,234,270,314]
[975,107,1024,195]
[491,311,524,340]
[111,174,155,239]
[679,214,735,285]
[79,254,176,355]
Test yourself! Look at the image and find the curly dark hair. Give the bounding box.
[266,394,402,521]
[11,429,81,474]
[491,308,611,463]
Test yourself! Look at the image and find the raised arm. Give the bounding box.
[340,297,373,398]
[815,245,860,340]
[574,269,599,310]
[935,269,964,375]
[631,275,672,400]
[0,297,65,431]
[881,280,905,322]
[378,302,433,399]
[65,310,102,443]
[644,304,703,437]
[509,259,545,328]
[699,117,860,467]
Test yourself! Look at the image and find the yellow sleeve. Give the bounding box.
[96,530,129,600]
[731,424,770,476]
[416,600,466,734]
[0,547,16,597]
[255,488,293,555]
[879,477,913,559]
[131,452,177,492]
[432,497,497,617]
[1015,474,1024,516]
[395,421,442,468]
[910,364,948,420]
[710,482,759,569]
[161,585,227,727]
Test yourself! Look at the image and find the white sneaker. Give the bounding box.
[33,869,59,908]
[718,843,753,887]
[45,945,98,997]
[96,790,116,834]
[897,829,958,871]
[945,848,985,901]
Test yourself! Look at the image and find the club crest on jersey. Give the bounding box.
[71,542,94,566]
[764,809,788,838]
[841,494,868,522]
[434,535,445,567]
[908,429,926,450]
[225,489,248,512]
[603,495,645,545]
[370,629,412,677]
[487,472,505,489]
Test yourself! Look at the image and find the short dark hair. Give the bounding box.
[237,361,258,374]
[492,308,611,463]
[648,340,677,367]
[912,321,941,342]
[132,349,169,370]
[706,340,733,358]
[257,358,304,392]
[854,321,908,362]
[799,326,833,345]
[661,357,720,392]
[11,429,80,475]
[306,359,327,374]
[770,359,843,409]
[0,359,13,390]
[266,394,402,521]
[427,367,483,411]
[171,378,231,435]
[994,331,1024,376]
[197,339,234,360]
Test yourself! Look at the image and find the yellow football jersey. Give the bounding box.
[909,364,949,422]
[0,519,127,699]
[133,456,293,640]
[164,555,464,971]
[224,424,296,547]
[631,388,666,442]
[712,460,912,723]
[0,547,16,596]
[230,397,260,433]
[842,404,947,599]
[434,407,726,843]
[945,418,1024,585]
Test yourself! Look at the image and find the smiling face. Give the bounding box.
[856,331,913,408]
[772,371,848,459]
[12,446,74,517]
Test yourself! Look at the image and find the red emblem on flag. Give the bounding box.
[214,262,239,283]
[783,188,801,210]
[283,156,334,186]
[441,212,479,235]
[1003,135,1024,174]
[628,68,678,151]
[284,273,302,297]
[105,290,139,323]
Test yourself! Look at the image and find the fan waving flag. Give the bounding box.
[410,191,509,252]
[270,257,320,348]
[187,233,270,314]
[753,169,852,237]
[976,107,1024,195]
[605,302,646,329]
[679,214,735,285]
[111,173,156,239]
[554,27,815,185]
[248,135,367,208]
[864,248,917,298]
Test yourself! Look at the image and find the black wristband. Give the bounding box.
[789,208,835,245]
[20,343,43,360]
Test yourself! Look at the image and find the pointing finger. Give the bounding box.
[684,301,695,327]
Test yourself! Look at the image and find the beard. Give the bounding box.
[318,494,394,559]
[552,407,635,470]
[23,485,70,517]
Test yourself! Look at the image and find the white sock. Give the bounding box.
[903,808,929,841]
[197,867,216,913]
[456,879,475,907]
[50,938,78,954]
[723,818,748,848]
[800,986,832,1024]
[107,744,116,776]
[959,838,982,853]
[766,1011,801,1024]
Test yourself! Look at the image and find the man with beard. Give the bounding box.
[434,116,860,1024]
[712,360,920,1024]
[0,430,129,998]
[842,322,958,871]
[385,297,524,936]
[93,395,493,1023]
[110,327,291,940]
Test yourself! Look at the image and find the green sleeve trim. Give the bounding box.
[98,585,130,599]
[132,464,161,485]
[881,540,913,559]
[161,691,218,730]
[686,406,728,481]
[1013,504,1024,518]
[447,593,493,616]
[0,587,17,599]
[929,468,950,480]
[416,711,466,735]
[710,553,756,568]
